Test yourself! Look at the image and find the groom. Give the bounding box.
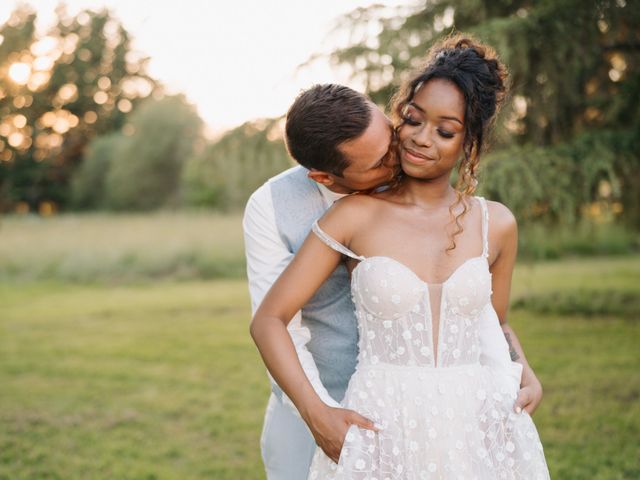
[243,84,543,479]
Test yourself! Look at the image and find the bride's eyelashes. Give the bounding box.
[437,129,455,139]
[401,105,421,126]
[401,116,456,140]
[401,108,457,139]
[402,115,422,127]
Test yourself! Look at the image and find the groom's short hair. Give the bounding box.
[285,84,372,177]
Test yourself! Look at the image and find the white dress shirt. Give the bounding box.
[244,172,345,410]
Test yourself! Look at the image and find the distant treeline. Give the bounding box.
[1,1,638,230]
[72,106,291,212]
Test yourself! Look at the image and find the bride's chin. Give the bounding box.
[401,160,436,178]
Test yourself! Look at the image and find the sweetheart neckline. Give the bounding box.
[351,254,489,287]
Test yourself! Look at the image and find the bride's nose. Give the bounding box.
[412,125,434,148]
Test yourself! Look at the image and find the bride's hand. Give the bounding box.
[516,372,543,415]
[306,405,378,464]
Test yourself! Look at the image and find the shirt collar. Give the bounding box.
[317,182,349,206]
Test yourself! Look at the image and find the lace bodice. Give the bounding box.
[311,196,493,369]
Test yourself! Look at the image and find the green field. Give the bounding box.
[1,215,639,479]
[0,280,267,479]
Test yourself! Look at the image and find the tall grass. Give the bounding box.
[1,212,637,283]
[0,212,245,282]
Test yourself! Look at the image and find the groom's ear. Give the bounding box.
[307,170,336,187]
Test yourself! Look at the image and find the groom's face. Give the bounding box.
[332,105,397,193]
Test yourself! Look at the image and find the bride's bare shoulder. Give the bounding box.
[318,193,385,237]
[325,192,381,218]
[486,200,517,232]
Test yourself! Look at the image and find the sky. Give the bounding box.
[1,0,411,137]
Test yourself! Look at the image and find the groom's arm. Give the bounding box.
[243,183,341,410]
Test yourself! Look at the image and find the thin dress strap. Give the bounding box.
[477,196,490,258]
[311,220,365,261]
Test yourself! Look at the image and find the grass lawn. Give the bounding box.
[1,256,639,479]
[0,280,266,479]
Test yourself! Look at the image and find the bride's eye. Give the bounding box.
[438,129,454,139]
[401,105,422,126]
[403,114,421,126]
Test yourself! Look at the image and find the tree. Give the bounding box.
[70,132,122,209]
[324,0,639,144]
[0,4,157,212]
[182,118,292,211]
[319,0,640,226]
[102,95,204,210]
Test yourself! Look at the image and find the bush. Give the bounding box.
[71,133,124,209]
[478,130,640,228]
[181,119,292,211]
[104,95,204,210]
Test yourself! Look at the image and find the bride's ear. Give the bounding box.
[307,170,336,187]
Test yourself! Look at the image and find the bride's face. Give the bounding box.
[397,78,465,180]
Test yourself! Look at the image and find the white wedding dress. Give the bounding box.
[307,197,550,479]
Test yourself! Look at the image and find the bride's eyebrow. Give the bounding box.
[408,102,424,112]
[410,102,463,125]
[439,115,463,125]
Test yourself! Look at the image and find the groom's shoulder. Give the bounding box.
[244,165,309,216]
[249,165,306,198]
[247,165,314,205]
[265,165,305,186]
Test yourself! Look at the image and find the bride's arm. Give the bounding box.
[488,201,544,415]
[250,199,377,462]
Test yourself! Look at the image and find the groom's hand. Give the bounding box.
[515,374,543,415]
[306,405,378,464]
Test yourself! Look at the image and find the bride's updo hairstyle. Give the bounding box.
[391,34,508,250]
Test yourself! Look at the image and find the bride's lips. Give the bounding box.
[402,147,437,165]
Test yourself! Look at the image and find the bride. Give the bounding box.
[251,35,550,479]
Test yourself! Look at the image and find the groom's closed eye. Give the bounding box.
[373,151,392,169]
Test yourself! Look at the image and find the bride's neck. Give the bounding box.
[400,175,457,209]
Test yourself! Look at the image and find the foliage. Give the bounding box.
[478,130,640,227]
[181,118,292,211]
[2,1,638,222]
[326,0,639,143]
[104,95,204,210]
[0,4,157,211]
[70,95,203,211]
[320,0,640,228]
[70,132,121,209]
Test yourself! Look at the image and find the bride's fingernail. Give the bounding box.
[515,406,522,414]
